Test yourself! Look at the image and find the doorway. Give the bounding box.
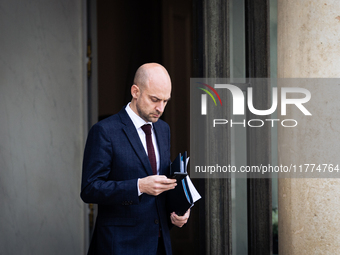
[86,0,276,254]
[89,0,197,254]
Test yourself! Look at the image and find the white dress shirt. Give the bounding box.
[125,103,160,195]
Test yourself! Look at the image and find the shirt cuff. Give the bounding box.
[137,178,143,196]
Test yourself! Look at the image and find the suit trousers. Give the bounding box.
[157,236,166,255]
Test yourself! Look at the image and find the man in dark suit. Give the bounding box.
[81,63,190,255]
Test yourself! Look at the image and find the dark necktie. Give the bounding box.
[141,124,157,175]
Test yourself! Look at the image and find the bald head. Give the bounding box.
[130,63,172,123]
[133,63,171,92]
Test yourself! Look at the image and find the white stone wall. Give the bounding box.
[0,0,86,254]
[278,0,340,254]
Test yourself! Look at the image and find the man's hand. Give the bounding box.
[139,175,177,196]
[170,209,190,228]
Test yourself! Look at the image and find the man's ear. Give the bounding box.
[131,85,139,99]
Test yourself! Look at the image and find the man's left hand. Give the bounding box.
[170,209,190,228]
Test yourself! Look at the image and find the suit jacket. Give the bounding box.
[81,107,172,255]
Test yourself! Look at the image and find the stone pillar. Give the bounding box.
[277,0,340,254]
[0,1,86,254]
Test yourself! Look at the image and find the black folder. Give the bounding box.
[169,151,188,181]
[167,152,200,216]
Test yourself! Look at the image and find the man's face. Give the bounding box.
[135,76,171,123]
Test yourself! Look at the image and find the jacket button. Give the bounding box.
[154,219,159,224]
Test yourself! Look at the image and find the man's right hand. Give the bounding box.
[139,175,177,196]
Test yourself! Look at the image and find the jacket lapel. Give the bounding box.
[118,108,154,176]
[153,121,168,175]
